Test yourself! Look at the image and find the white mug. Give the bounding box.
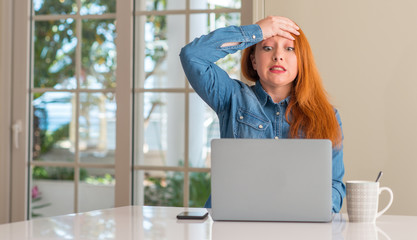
[346,181,393,222]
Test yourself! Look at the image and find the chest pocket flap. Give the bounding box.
[236,108,270,131]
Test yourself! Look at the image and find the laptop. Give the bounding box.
[210,138,332,222]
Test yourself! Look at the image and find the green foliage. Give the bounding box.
[145,172,184,207]
[144,171,211,208]
[189,172,211,207]
[33,166,49,179]
[33,166,89,181]
[85,173,115,185]
[40,123,70,154]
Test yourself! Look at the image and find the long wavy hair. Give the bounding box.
[241,28,342,147]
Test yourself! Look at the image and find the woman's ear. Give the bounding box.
[250,54,257,70]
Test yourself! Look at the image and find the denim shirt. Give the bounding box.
[180,24,346,213]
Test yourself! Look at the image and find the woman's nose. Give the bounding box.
[272,55,283,61]
[273,49,283,61]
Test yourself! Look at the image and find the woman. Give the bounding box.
[180,16,345,213]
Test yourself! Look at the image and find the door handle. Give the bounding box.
[12,120,22,149]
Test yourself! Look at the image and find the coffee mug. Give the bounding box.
[346,181,393,222]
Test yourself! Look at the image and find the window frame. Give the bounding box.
[132,0,252,207]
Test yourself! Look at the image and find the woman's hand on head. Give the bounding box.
[256,16,300,41]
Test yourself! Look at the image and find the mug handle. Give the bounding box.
[376,187,394,218]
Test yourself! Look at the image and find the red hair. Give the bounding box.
[241,28,342,147]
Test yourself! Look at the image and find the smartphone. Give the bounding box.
[176,211,208,220]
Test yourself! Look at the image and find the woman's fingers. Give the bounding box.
[278,23,300,40]
[280,22,300,35]
[256,16,300,40]
[277,29,296,41]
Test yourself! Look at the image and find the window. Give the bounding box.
[30,0,117,217]
[133,0,242,207]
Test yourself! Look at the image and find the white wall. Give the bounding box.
[263,0,417,215]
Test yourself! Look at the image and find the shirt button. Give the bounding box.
[275,136,279,140]
[276,112,280,116]
[252,35,256,39]
[239,116,244,120]
[258,125,263,129]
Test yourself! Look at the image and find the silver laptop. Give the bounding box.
[210,138,332,222]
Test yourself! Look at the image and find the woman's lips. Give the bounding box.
[269,65,286,73]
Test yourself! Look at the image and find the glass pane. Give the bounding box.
[33,92,75,162]
[134,170,184,207]
[190,0,241,9]
[33,0,77,15]
[135,15,185,89]
[79,93,116,164]
[78,168,115,212]
[189,13,241,80]
[189,93,219,168]
[81,19,116,89]
[31,166,74,218]
[81,0,116,15]
[190,13,241,39]
[34,19,77,89]
[135,93,185,167]
[135,0,185,11]
[189,172,211,207]
[216,51,241,80]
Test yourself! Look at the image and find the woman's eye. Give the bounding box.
[263,46,272,51]
[287,47,295,51]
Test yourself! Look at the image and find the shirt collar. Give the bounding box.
[253,80,291,106]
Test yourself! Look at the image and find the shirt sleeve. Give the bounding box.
[179,24,263,113]
[332,109,346,213]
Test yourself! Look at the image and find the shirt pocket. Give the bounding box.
[235,108,270,138]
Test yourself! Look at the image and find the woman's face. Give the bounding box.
[251,36,298,91]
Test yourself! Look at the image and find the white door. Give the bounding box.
[9,0,253,222]
[10,0,132,221]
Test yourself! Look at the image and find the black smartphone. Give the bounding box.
[176,211,208,220]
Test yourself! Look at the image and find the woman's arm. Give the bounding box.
[179,24,263,113]
[332,110,346,213]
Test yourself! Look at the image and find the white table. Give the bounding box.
[0,206,416,239]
